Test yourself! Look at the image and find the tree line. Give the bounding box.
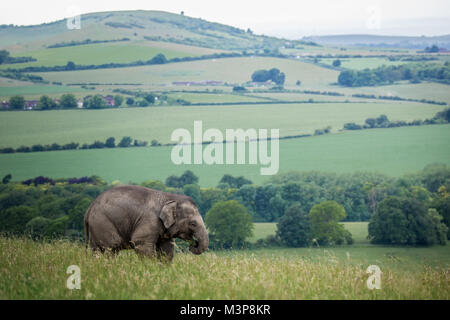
[338,62,450,87]
[0,136,162,154]
[343,108,450,131]
[0,164,448,248]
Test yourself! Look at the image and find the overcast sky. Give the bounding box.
[1,0,449,38]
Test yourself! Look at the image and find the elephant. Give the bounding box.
[84,185,209,260]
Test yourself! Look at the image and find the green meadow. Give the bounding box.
[0,101,444,148]
[1,222,448,299]
[1,41,221,69]
[0,124,449,186]
[36,57,340,87]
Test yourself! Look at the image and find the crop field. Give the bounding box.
[1,223,448,299]
[0,41,221,69]
[36,57,340,87]
[0,101,444,148]
[0,124,448,186]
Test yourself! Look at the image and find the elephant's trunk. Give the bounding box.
[189,226,209,255]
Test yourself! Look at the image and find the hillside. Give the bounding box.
[302,34,450,49]
[0,10,308,53]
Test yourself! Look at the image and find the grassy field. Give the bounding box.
[0,84,89,98]
[0,101,444,148]
[320,57,410,70]
[1,223,448,299]
[325,82,450,105]
[0,41,221,69]
[36,57,340,87]
[250,222,370,244]
[0,124,449,186]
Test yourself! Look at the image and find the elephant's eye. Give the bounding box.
[189,221,197,227]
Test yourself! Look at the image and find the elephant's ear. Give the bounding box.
[159,201,177,229]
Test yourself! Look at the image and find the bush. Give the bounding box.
[205,200,253,249]
[276,203,311,247]
[309,200,352,245]
[118,136,132,148]
[105,137,115,148]
[368,196,441,245]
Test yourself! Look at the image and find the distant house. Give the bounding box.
[77,99,83,108]
[1,100,9,109]
[104,95,115,106]
[25,100,38,110]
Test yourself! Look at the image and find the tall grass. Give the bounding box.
[0,236,448,299]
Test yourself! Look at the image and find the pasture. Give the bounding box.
[36,57,340,87]
[319,57,410,70]
[0,124,449,186]
[0,41,221,69]
[1,223,448,299]
[0,101,444,148]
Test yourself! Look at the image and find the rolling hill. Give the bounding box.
[0,10,311,53]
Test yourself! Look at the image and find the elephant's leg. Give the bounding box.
[157,239,175,261]
[134,240,156,259]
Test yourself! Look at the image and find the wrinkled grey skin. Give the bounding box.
[84,185,209,260]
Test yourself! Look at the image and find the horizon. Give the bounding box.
[2,0,450,39]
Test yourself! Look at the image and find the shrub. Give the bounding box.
[368,196,440,245]
[205,200,253,249]
[276,203,311,247]
[309,200,352,245]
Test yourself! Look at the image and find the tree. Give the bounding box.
[368,196,439,245]
[232,86,247,92]
[118,136,132,148]
[105,137,116,148]
[179,170,199,186]
[25,216,51,239]
[85,95,107,109]
[205,200,253,249]
[9,95,25,110]
[148,53,167,64]
[183,184,202,206]
[309,200,352,245]
[219,174,252,188]
[59,94,77,109]
[338,70,356,86]
[37,95,57,110]
[113,95,124,107]
[126,97,134,105]
[0,50,10,64]
[251,68,285,85]
[143,94,155,104]
[332,59,341,67]
[165,170,199,188]
[68,197,92,231]
[2,174,12,184]
[0,205,37,234]
[277,203,311,247]
[66,61,76,70]
[427,208,448,245]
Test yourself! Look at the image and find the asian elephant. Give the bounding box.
[84,185,209,260]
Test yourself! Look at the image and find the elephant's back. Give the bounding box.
[86,185,159,219]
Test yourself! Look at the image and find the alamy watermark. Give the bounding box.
[66,265,81,290]
[66,5,81,30]
[366,265,382,290]
[170,121,279,175]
